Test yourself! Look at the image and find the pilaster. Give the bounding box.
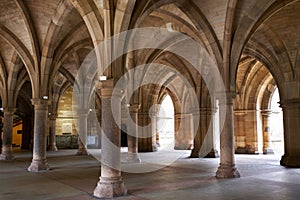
[280,99,300,167]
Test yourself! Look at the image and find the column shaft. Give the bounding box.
[126,105,141,163]
[204,108,219,158]
[48,114,58,151]
[261,110,274,154]
[76,112,88,155]
[280,99,300,167]
[0,109,15,160]
[137,113,153,152]
[28,99,50,172]
[216,94,240,178]
[190,109,201,157]
[174,114,193,150]
[190,108,218,158]
[93,80,126,198]
[234,111,247,153]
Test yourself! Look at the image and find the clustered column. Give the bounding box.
[126,104,141,163]
[93,79,126,198]
[216,93,240,178]
[48,114,58,151]
[0,108,16,160]
[28,99,50,172]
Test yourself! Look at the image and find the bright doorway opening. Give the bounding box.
[157,95,175,150]
[269,88,284,155]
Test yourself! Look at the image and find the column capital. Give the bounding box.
[234,109,248,116]
[149,104,161,115]
[31,98,49,110]
[199,107,217,115]
[190,107,200,115]
[96,79,123,99]
[261,109,272,116]
[76,109,90,116]
[174,113,192,119]
[217,92,236,105]
[234,109,259,115]
[49,113,58,120]
[128,104,140,113]
[2,107,17,115]
[279,98,300,109]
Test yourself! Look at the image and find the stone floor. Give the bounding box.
[0,149,300,200]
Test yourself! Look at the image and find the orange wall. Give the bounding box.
[13,123,22,147]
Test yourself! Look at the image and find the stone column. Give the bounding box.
[234,110,247,153]
[149,106,160,152]
[190,108,201,158]
[28,99,50,172]
[48,114,58,151]
[137,113,153,152]
[93,79,126,198]
[261,110,274,154]
[0,108,16,160]
[280,99,300,167]
[0,116,2,154]
[190,108,218,158]
[216,93,240,178]
[234,109,261,154]
[126,104,141,163]
[174,113,193,150]
[76,110,88,155]
[204,108,219,158]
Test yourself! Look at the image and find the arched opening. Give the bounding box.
[157,94,175,150]
[269,88,284,155]
[56,87,78,149]
[17,81,34,150]
[234,56,285,155]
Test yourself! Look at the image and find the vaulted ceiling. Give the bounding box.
[0,0,299,115]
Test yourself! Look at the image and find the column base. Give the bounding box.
[126,152,141,163]
[235,147,259,154]
[28,159,50,172]
[263,148,274,155]
[93,177,127,199]
[174,144,193,150]
[280,155,300,167]
[152,144,159,152]
[0,153,15,161]
[48,145,58,151]
[216,164,240,178]
[190,148,200,158]
[204,149,219,158]
[76,148,88,155]
[0,146,14,160]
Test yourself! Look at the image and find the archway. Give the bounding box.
[157,94,175,150]
[234,56,284,155]
[269,88,284,155]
